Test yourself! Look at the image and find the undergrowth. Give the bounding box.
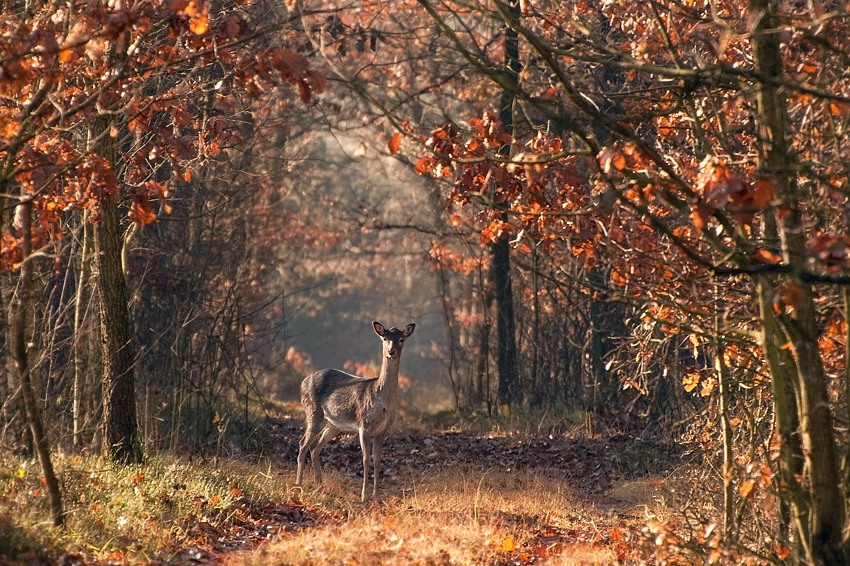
[0,453,294,563]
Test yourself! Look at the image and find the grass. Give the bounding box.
[0,452,296,563]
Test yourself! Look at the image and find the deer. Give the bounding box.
[295,321,415,502]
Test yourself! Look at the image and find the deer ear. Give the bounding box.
[404,323,415,337]
[372,321,385,336]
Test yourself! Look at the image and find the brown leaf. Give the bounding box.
[189,11,209,36]
[682,372,700,393]
[751,178,775,208]
[754,248,781,264]
[691,204,713,230]
[388,132,402,155]
[599,147,627,173]
[129,194,157,227]
[778,282,805,314]
[739,479,756,499]
[414,156,433,174]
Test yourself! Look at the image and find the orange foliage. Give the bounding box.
[1,0,321,270]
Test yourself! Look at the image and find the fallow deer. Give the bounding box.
[295,321,415,501]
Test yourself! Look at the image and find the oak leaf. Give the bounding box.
[599,146,627,173]
[691,204,713,230]
[777,283,805,314]
[751,178,776,207]
[388,132,402,155]
[739,479,756,499]
[754,248,781,264]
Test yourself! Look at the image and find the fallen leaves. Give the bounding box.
[178,498,317,558]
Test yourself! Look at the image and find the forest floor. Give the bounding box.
[0,407,693,565]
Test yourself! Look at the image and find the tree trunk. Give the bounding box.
[73,215,93,447]
[88,116,142,465]
[475,297,492,411]
[10,201,64,527]
[491,237,519,408]
[93,192,141,464]
[757,277,809,559]
[493,0,521,410]
[842,286,850,497]
[434,265,462,409]
[712,286,737,546]
[530,248,541,406]
[750,0,846,562]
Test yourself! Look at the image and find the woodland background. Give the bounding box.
[3,0,850,564]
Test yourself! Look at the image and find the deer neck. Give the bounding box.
[375,356,401,398]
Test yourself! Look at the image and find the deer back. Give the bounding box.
[303,369,380,432]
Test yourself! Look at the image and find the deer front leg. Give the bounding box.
[359,427,373,502]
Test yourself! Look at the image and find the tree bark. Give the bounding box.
[757,277,809,559]
[842,286,850,497]
[714,293,737,544]
[492,237,519,408]
[10,201,64,527]
[93,190,141,464]
[89,116,142,465]
[750,0,846,562]
[493,0,521,410]
[72,215,93,447]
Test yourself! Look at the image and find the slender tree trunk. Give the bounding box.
[493,0,521,410]
[476,297,491,411]
[491,238,519,408]
[94,191,141,464]
[88,116,142,465]
[758,278,809,558]
[10,201,64,527]
[73,215,93,447]
[435,265,462,409]
[530,248,541,406]
[750,1,846,562]
[587,267,613,423]
[842,287,850,495]
[713,290,736,544]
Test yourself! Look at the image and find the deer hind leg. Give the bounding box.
[296,413,324,486]
[372,436,384,500]
[309,423,340,485]
[358,427,373,502]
